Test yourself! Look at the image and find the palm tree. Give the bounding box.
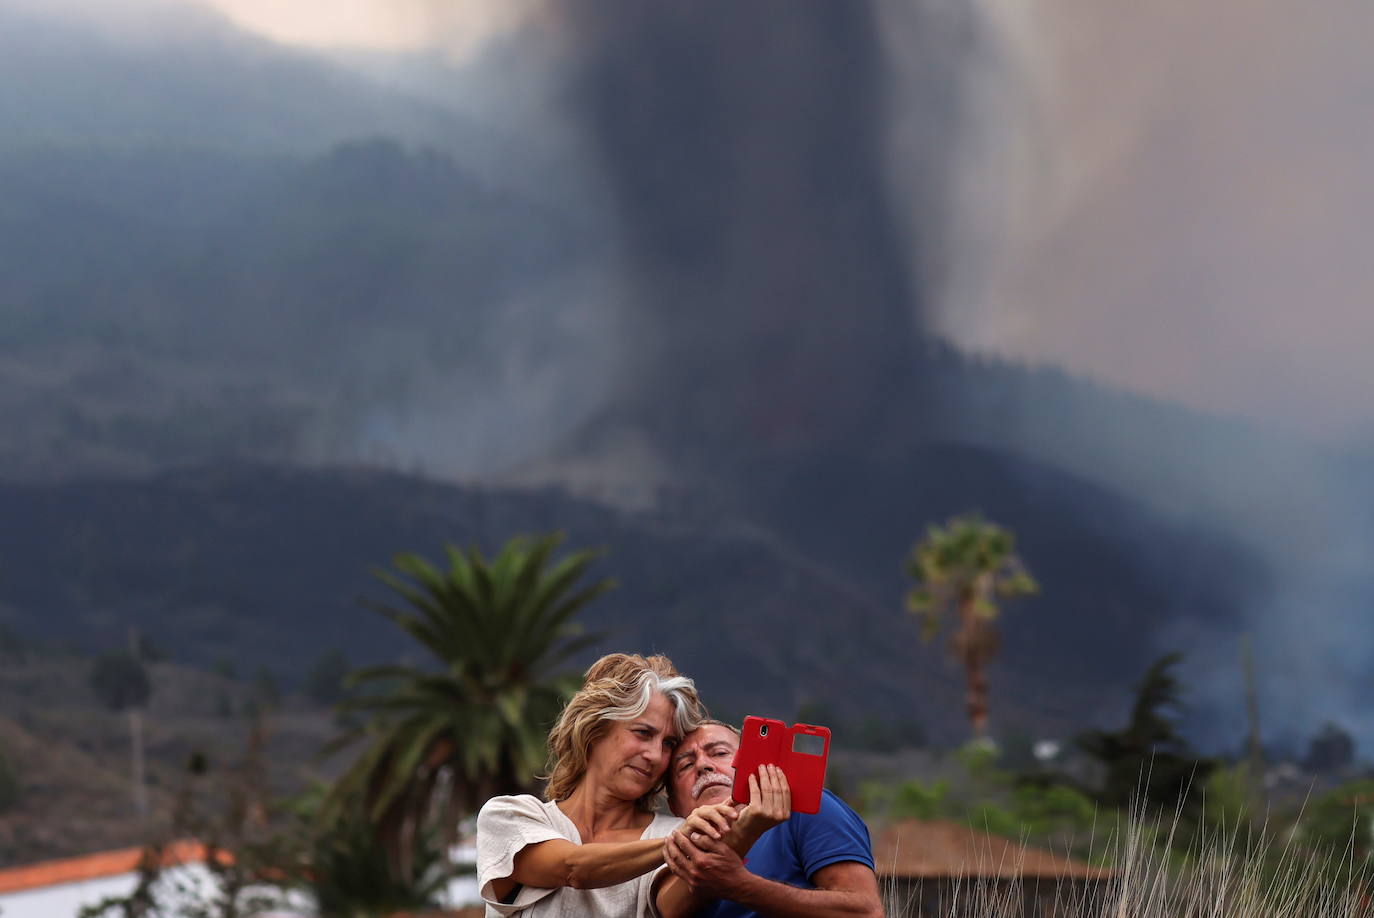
[327,532,612,875]
[905,514,1037,737]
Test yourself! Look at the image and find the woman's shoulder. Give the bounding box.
[477,795,578,853]
[477,794,559,826]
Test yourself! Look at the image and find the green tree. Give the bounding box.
[905,513,1038,736]
[327,532,612,875]
[1076,652,1214,811]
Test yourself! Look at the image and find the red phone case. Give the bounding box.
[730,716,831,814]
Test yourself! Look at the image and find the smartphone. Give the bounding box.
[730,716,831,814]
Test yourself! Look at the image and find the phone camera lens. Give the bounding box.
[759,724,768,737]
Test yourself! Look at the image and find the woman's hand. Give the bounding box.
[680,802,740,845]
[734,764,791,840]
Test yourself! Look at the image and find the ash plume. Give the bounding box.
[548,0,962,463]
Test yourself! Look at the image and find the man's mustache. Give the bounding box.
[693,773,732,799]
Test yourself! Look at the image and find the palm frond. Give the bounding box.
[324,531,614,879]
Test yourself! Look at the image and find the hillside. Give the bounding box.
[0,656,333,864]
[0,139,600,481]
[0,461,1252,748]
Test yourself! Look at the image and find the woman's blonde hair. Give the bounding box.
[543,653,705,810]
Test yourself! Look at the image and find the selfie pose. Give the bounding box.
[661,721,884,918]
[478,653,781,917]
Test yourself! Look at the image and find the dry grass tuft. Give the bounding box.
[880,804,1373,917]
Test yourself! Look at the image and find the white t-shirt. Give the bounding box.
[476,794,681,917]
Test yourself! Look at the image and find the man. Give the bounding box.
[658,721,883,917]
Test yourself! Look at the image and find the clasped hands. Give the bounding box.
[663,765,791,896]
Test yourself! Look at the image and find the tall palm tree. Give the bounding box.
[326,532,612,875]
[905,514,1037,737]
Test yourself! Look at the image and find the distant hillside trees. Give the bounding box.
[89,648,153,819]
[328,532,612,875]
[905,514,1038,737]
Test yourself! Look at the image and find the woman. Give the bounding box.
[475,652,707,916]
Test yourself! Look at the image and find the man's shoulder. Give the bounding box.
[792,789,865,827]
[818,789,860,814]
[782,789,874,867]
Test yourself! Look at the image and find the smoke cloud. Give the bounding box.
[926,0,1374,748]
[936,0,1374,443]
[548,0,927,462]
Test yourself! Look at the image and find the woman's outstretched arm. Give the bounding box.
[488,835,667,900]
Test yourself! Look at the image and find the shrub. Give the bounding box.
[1009,783,1097,837]
[1302,779,1374,863]
[893,779,950,820]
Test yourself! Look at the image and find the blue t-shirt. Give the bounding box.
[697,789,875,918]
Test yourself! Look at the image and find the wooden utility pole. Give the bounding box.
[1241,634,1264,779]
[129,625,148,822]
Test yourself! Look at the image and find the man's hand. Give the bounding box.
[732,764,790,842]
[664,830,751,898]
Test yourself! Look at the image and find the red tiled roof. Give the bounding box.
[0,840,230,895]
[874,819,1113,880]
